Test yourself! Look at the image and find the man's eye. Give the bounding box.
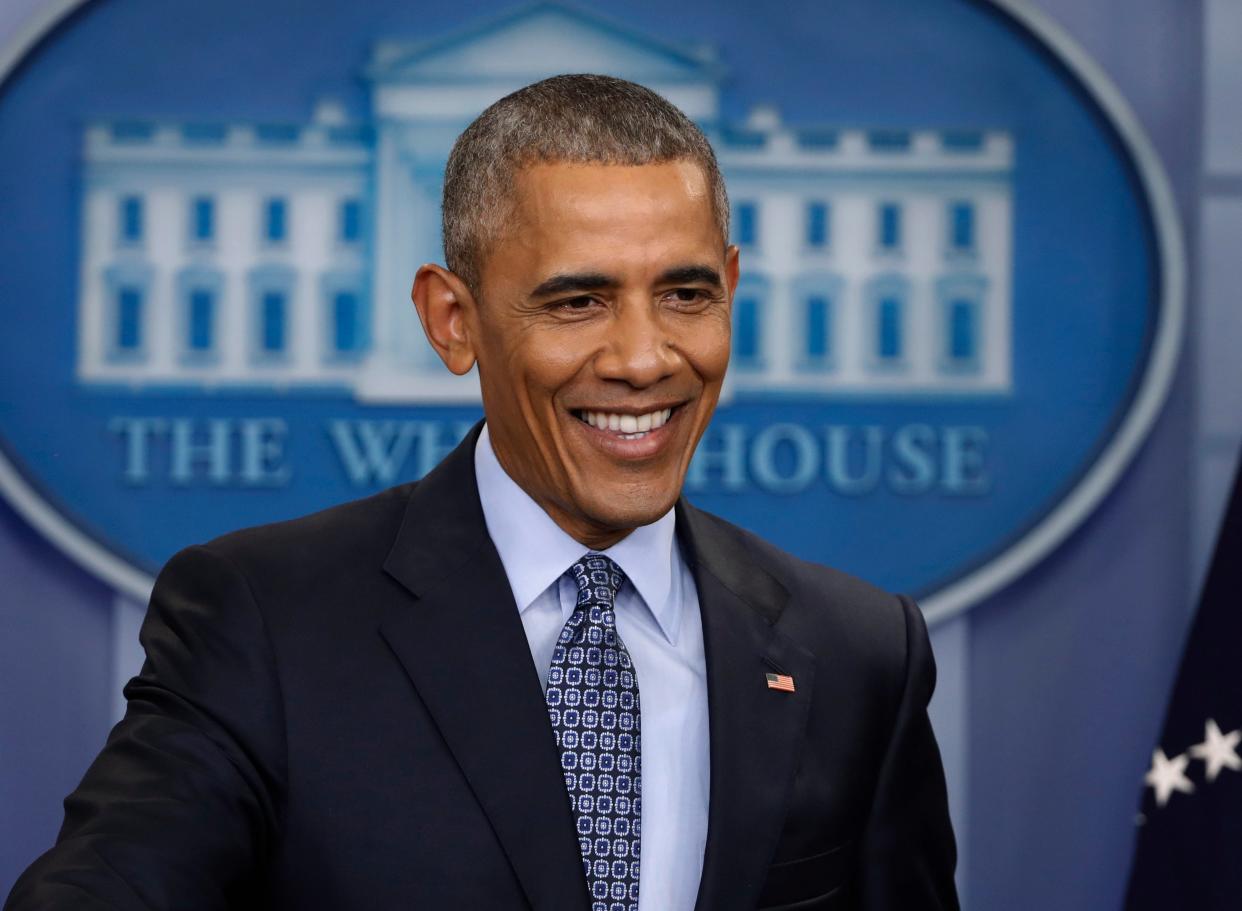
[556,296,598,312]
[663,288,710,307]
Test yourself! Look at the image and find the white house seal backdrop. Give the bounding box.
[0,0,1182,622]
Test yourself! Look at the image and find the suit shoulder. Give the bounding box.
[190,480,418,583]
[687,506,910,658]
[688,506,898,608]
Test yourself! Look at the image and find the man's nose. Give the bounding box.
[594,300,681,388]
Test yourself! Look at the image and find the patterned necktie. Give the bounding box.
[545,552,642,911]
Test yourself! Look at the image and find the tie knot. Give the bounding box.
[570,552,626,607]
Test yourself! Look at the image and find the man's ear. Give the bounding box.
[411,263,478,376]
[724,243,741,299]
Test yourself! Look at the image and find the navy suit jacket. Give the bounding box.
[7,423,958,910]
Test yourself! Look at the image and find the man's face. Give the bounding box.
[471,160,738,548]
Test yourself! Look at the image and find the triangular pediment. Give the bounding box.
[368,2,721,84]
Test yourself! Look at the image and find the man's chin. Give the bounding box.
[577,490,681,539]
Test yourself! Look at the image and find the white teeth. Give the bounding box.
[579,407,676,435]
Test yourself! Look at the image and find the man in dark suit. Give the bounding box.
[6,74,958,910]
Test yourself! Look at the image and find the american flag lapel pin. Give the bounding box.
[765,671,796,693]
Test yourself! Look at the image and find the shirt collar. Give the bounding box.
[474,423,681,645]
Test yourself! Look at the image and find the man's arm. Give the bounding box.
[856,594,960,910]
[5,545,287,910]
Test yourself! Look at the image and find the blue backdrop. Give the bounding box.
[0,1,1207,909]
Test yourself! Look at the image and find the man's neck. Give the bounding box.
[487,431,637,551]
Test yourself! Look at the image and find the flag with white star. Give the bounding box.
[1124,458,1242,908]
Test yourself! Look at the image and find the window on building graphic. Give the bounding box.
[868,129,912,152]
[256,123,300,144]
[111,121,153,144]
[804,295,833,363]
[877,295,904,361]
[183,123,228,145]
[331,289,369,355]
[187,288,215,352]
[339,199,362,244]
[735,202,758,247]
[115,286,143,352]
[190,196,215,243]
[119,196,143,244]
[878,203,902,251]
[935,275,986,372]
[248,266,295,361]
[947,297,978,364]
[264,198,287,244]
[949,202,975,252]
[806,202,830,249]
[942,130,985,152]
[260,290,287,354]
[734,295,761,366]
[175,267,223,360]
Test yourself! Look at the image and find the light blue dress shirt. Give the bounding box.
[474,424,710,911]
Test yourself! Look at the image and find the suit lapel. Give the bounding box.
[679,502,817,911]
[378,424,589,911]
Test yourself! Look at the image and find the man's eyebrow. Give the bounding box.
[529,272,619,298]
[528,264,724,298]
[655,265,723,288]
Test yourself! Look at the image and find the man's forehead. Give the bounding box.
[511,159,712,214]
[477,159,724,294]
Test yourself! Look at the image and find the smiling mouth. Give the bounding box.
[572,405,679,441]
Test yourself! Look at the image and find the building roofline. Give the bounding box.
[364,0,726,83]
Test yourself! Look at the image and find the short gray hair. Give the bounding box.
[442,73,730,295]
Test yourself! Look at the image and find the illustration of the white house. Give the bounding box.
[75,2,1013,402]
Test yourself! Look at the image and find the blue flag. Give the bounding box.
[1124,458,1242,908]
